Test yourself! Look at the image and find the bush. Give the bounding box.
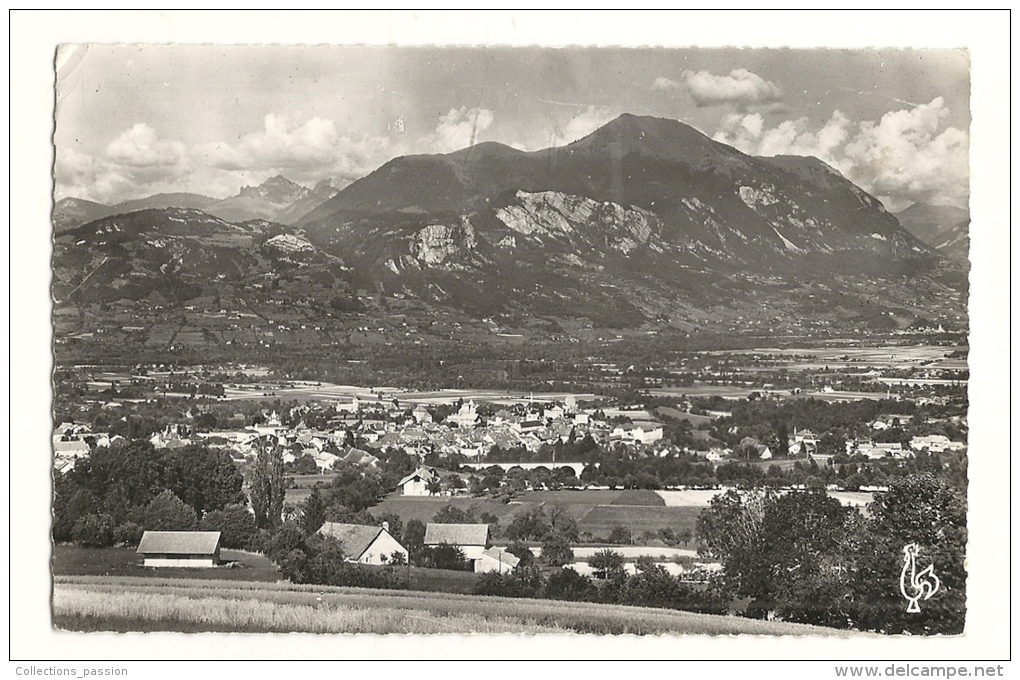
[622,564,688,608]
[200,503,258,549]
[419,544,471,571]
[474,565,544,598]
[544,567,597,602]
[72,513,115,548]
[247,528,273,554]
[589,548,626,579]
[607,525,632,545]
[112,522,144,546]
[540,534,575,567]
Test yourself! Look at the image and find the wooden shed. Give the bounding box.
[137,531,221,567]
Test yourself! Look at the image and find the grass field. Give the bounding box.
[284,473,338,505]
[373,490,704,543]
[610,489,666,506]
[288,473,338,488]
[53,575,854,636]
[577,505,703,538]
[371,495,544,526]
[286,487,314,505]
[521,489,624,504]
[52,545,280,582]
[53,544,488,595]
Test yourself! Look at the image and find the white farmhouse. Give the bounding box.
[399,467,438,496]
[317,522,408,565]
[476,546,521,574]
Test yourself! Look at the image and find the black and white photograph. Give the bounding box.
[10,9,1011,668]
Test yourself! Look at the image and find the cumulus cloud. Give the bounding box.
[512,106,616,151]
[56,124,190,203]
[656,68,783,108]
[194,114,392,188]
[104,123,187,168]
[712,98,969,210]
[419,107,494,153]
[652,76,682,93]
[715,110,851,162]
[550,106,615,147]
[55,116,394,204]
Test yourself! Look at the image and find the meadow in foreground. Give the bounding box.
[54,576,855,636]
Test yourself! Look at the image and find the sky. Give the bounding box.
[54,45,970,212]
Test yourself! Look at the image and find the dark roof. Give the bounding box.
[424,523,489,547]
[137,531,221,555]
[344,448,379,465]
[317,522,383,559]
[398,466,437,487]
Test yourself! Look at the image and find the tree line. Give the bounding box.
[694,474,966,634]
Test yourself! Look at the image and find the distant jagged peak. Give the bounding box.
[237,175,310,204]
[311,176,354,195]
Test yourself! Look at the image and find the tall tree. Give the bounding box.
[200,503,257,549]
[166,444,245,518]
[757,490,859,626]
[853,474,967,635]
[696,487,776,599]
[143,490,199,531]
[402,518,427,562]
[248,438,286,530]
[540,533,575,567]
[589,548,626,580]
[300,487,328,534]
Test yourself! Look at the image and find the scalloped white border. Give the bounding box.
[9,9,1011,666]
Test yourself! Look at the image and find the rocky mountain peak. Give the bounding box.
[237,175,310,204]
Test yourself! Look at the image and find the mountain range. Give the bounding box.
[52,114,968,333]
[894,202,970,263]
[52,175,353,233]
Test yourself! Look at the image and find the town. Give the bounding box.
[52,335,969,634]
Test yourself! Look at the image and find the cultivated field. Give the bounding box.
[52,545,280,581]
[374,489,707,543]
[53,576,853,636]
[371,495,542,526]
[578,505,703,538]
[220,382,597,406]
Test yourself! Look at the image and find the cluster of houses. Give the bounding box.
[52,421,121,474]
[185,398,666,469]
[53,398,964,479]
[135,521,520,574]
[352,397,664,459]
[697,426,966,465]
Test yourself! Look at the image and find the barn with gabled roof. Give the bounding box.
[424,523,490,568]
[136,531,221,567]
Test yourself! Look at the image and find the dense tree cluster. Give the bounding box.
[53,440,245,546]
[700,396,966,451]
[695,474,966,634]
[265,523,404,588]
[474,560,725,615]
